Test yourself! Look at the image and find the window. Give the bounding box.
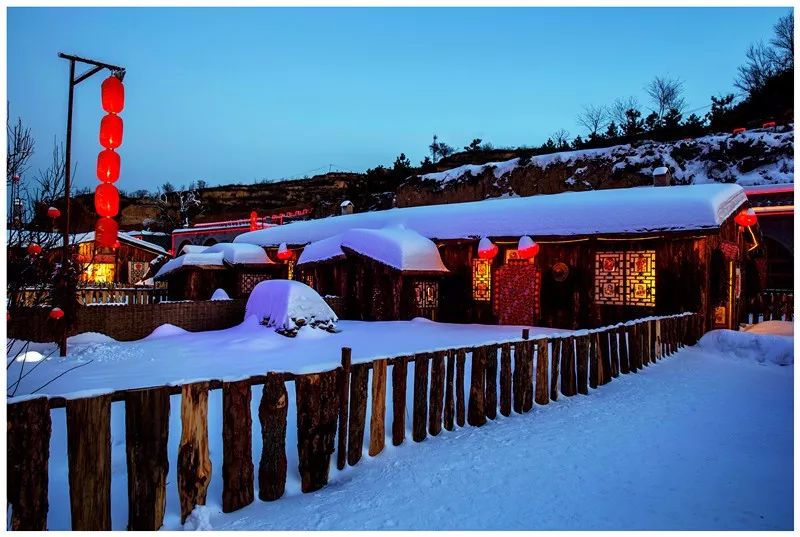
[472,259,492,301]
[595,250,656,307]
[414,280,438,309]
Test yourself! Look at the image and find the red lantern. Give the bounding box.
[49,307,64,320]
[95,217,119,248]
[47,206,61,219]
[249,211,258,231]
[276,242,293,261]
[734,208,757,228]
[95,183,120,217]
[99,113,123,149]
[477,237,498,260]
[96,149,120,183]
[517,235,540,260]
[12,174,20,183]
[101,76,124,114]
[113,240,121,250]
[27,243,42,256]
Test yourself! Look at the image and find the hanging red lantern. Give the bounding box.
[47,206,61,219]
[95,217,119,248]
[27,243,42,256]
[276,242,293,261]
[99,113,123,149]
[517,235,540,259]
[101,75,125,114]
[49,307,64,320]
[249,211,258,231]
[12,174,20,183]
[477,237,498,260]
[96,149,120,183]
[95,183,120,217]
[734,208,757,228]
[113,240,121,250]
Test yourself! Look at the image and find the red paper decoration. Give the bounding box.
[95,217,119,248]
[249,211,258,231]
[27,243,42,256]
[96,149,120,183]
[95,183,120,217]
[734,208,757,228]
[99,113,123,149]
[47,207,61,219]
[276,242,293,261]
[101,75,125,114]
[49,307,64,320]
[477,237,498,260]
[517,235,540,260]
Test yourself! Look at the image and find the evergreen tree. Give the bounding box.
[393,153,412,171]
[605,121,619,138]
[662,108,683,129]
[706,94,735,129]
[621,108,645,136]
[644,111,661,131]
[465,138,483,152]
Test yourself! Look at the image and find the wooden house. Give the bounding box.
[235,182,757,331]
[295,227,449,320]
[154,242,286,301]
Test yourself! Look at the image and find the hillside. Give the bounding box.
[397,126,794,207]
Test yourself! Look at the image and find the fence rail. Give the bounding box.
[16,286,169,306]
[742,289,794,324]
[6,312,703,531]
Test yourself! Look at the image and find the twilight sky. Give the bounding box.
[7,6,789,192]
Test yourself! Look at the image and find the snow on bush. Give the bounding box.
[245,280,338,337]
[210,288,231,301]
[698,329,793,366]
[742,320,793,337]
[144,324,189,339]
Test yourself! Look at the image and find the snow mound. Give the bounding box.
[210,288,231,301]
[145,324,190,339]
[697,329,793,366]
[68,332,117,344]
[340,226,448,272]
[742,320,793,337]
[183,505,213,530]
[16,351,45,363]
[245,280,338,337]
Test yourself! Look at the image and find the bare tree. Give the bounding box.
[645,76,686,120]
[146,185,205,232]
[576,104,608,137]
[7,115,35,183]
[551,128,571,148]
[609,96,640,126]
[771,12,793,69]
[735,41,780,95]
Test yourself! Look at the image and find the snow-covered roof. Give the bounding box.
[154,252,225,280]
[341,227,448,273]
[7,230,169,255]
[203,242,274,265]
[180,244,208,255]
[652,166,669,176]
[297,234,346,266]
[235,183,747,247]
[340,200,353,207]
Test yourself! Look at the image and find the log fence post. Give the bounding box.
[535,338,549,405]
[258,373,287,501]
[413,354,430,440]
[296,370,340,493]
[444,350,456,430]
[392,358,408,445]
[177,383,211,524]
[369,359,388,456]
[347,363,369,464]
[467,348,487,426]
[336,347,351,470]
[8,397,51,531]
[222,380,254,513]
[429,352,446,435]
[499,343,512,416]
[484,345,498,420]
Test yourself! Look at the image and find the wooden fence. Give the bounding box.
[17,286,169,306]
[6,312,703,531]
[741,289,794,324]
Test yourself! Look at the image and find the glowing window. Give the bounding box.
[595,250,656,307]
[414,281,438,309]
[472,258,492,302]
[83,263,115,284]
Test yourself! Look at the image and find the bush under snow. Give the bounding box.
[245,280,338,337]
[697,328,793,366]
[210,288,231,301]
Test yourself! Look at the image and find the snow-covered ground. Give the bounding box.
[6,322,793,530]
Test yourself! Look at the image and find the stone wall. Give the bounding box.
[8,299,247,343]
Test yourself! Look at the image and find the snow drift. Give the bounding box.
[697,328,793,366]
[245,280,338,337]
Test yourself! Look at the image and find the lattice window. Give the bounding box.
[472,259,492,301]
[287,260,296,280]
[626,250,656,306]
[414,280,438,309]
[239,273,271,295]
[594,250,656,307]
[595,252,625,305]
[128,261,149,285]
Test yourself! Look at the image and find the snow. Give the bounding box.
[144,324,189,339]
[245,280,338,336]
[180,244,208,255]
[415,128,793,188]
[742,320,794,337]
[8,325,791,530]
[297,234,346,266]
[697,328,793,366]
[236,183,746,247]
[203,242,273,265]
[340,226,448,272]
[340,200,353,207]
[652,166,669,175]
[153,252,225,279]
[210,288,231,301]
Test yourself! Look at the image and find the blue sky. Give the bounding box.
[7,7,789,192]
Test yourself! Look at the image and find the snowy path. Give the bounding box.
[202,346,792,531]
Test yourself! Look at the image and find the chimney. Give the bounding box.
[652,166,671,187]
[340,200,354,215]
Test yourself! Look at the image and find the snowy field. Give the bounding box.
[6,321,793,530]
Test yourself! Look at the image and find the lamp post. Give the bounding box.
[56,53,125,356]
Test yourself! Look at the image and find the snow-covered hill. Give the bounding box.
[397,127,794,207]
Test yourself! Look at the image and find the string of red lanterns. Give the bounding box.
[95,75,125,248]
